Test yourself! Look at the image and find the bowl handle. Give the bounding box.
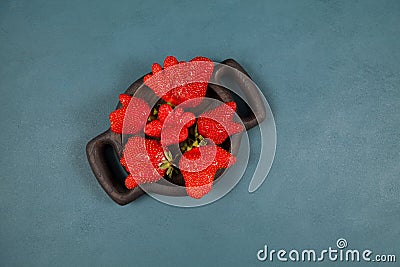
[86,129,143,205]
[215,59,267,130]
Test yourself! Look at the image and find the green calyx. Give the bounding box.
[147,106,158,122]
[159,150,176,178]
[166,102,175,108]
[180,125,207,152]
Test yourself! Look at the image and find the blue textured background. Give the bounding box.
[1,0,399,266]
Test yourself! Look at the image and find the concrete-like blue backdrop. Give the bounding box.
[1,0,399,266]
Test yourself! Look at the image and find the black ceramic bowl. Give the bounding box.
[86,59,266,205]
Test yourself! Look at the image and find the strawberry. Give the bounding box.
[197,102,243,144]
[120,136,173,189]
[145,104,196,146]
[120,156,127,169]
[144,56,214,107]
[179,145,236,199]
[109,94,150,134]
[144,120,163,137]
[157,104,173,123]
[161,126,189,147]
[163,56,179,68]
[125,174,138,189]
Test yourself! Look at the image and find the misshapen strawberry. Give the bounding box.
[145,104,196,146]
[109,94,150,134]
[120,136,171,189]
[179,145,236,199]
[144,120,163,137]
[144,56,214,107]
[197,102,243,145]
[157,103,173,122]
[125,174,138,189]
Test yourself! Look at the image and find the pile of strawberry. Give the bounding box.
[109,56,243,199]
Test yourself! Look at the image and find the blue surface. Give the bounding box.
[1,0,399,266]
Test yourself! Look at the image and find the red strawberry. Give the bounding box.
[152,63,163,74]
[161,126,189,146]
[144,56,214,107]
[179,145,236,199]
[166,107,196,127]
[120,156,127,169]
[197,101,243,144]
[157,104,173,123]
[120,136,172,189]
[163,56,178,68]
[144,120,163,137]
[118,94,131,105]
[125,174,138,189]
[109,94,150,134]
[145,105,196,146]
[161,107,196,146]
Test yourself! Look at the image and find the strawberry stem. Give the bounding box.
[160,150,177,178]
[179,126,206,152]
[166,102,176,108]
